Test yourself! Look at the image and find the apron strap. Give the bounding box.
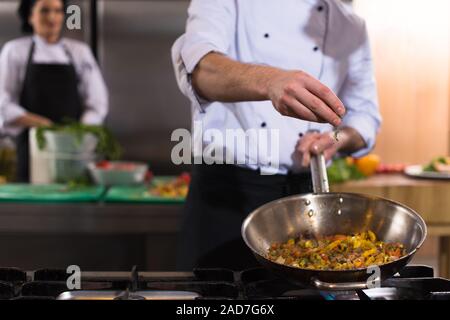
[24,40,35,72]
[61,42,80,83]
[25,38,80,83]
[62,43,76,64]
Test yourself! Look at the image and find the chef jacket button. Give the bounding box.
[264,33,270,38]
[317,6,324,12]
[261,122,267,128]
[313,46,319,52]
[299,132,304,137]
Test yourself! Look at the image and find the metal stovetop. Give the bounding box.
[1,265,449,300]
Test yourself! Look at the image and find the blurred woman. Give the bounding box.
[0,0,108,181]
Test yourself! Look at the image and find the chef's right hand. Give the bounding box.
[267,70,346,127]
[12,112,53,128]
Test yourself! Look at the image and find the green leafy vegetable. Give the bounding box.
[36,122,122,160]
[65,176,93,190]
[327,158,365,184]
[423,156,450,172]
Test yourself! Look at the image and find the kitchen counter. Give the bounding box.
[331,173,450,228]
[0,181,184,271]
[0,202,181,234]
[0,202,183,271]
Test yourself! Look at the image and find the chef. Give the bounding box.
[0,0,108,181]
[173,0,382,270]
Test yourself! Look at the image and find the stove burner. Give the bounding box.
[34,269,69,282]
[0,268,27,283]
[0,265,448,300]
[0,281,14,299]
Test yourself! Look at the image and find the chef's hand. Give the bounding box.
[267,70,346,127]
[296,127,367,167]
[296,131,338,167]
[192,53,345,126]
[12,112,53,128]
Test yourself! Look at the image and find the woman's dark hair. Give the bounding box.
[18,0,67,34]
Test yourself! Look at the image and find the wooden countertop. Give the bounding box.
[331,174,450,233]
[331,173,450,188]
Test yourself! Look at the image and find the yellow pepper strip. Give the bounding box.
[354,258,363,268]
[326,239,343,251]
[366,256,375,265]
[304,240,314,248]
[362,240,376,250]
[363,248,377,258]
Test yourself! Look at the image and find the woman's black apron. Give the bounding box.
[177,164,313,271]
[16,40,83,182]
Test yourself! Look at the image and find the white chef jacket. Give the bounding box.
[172,0,382,175]
[0,35,108,136]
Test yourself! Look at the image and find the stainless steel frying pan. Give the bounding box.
[241,155,427,291]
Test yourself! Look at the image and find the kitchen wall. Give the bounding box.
[0,1,22,44]
[98,0,190,174]
[354,0,450,164]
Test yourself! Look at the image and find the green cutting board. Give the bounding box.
[0,184,106,203]
[105,177,186,204]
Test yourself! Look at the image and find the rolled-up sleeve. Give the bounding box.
[339,23,382,158]
[171,0,236,110]
[78,44,109,125]
[0,43,27,136]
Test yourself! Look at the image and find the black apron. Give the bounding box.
[176,164,313,271]
[16,40,83,182]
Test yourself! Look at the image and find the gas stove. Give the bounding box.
[0,265,449,300]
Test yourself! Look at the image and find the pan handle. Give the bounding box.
[310,154,329,194]
[312,278,368,291]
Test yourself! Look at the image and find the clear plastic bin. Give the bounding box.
[29,128,98,184]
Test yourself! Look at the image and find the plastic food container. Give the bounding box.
[88,161,148,186]
[29,128,99,184]
[43,131,98,154]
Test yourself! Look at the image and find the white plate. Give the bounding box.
[404,165,450,180]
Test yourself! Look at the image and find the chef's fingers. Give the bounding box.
[310,133,336,156]
[32,114,53,127]
[279,97,323,122]
[14,113,52,128]
[294,88,342,127]
[297,132,321,167]
[39,118,53,127]
[303,75,346,117]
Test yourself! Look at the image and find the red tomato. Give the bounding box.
[96,160,111,169]
[376,164,386,174]
[178,172,191,185]
[145,170,154,182]
[114,163,137,171]
[384,164,396,173]
[376,163,407,174]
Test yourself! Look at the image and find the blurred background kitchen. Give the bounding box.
[0,0,449,277]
